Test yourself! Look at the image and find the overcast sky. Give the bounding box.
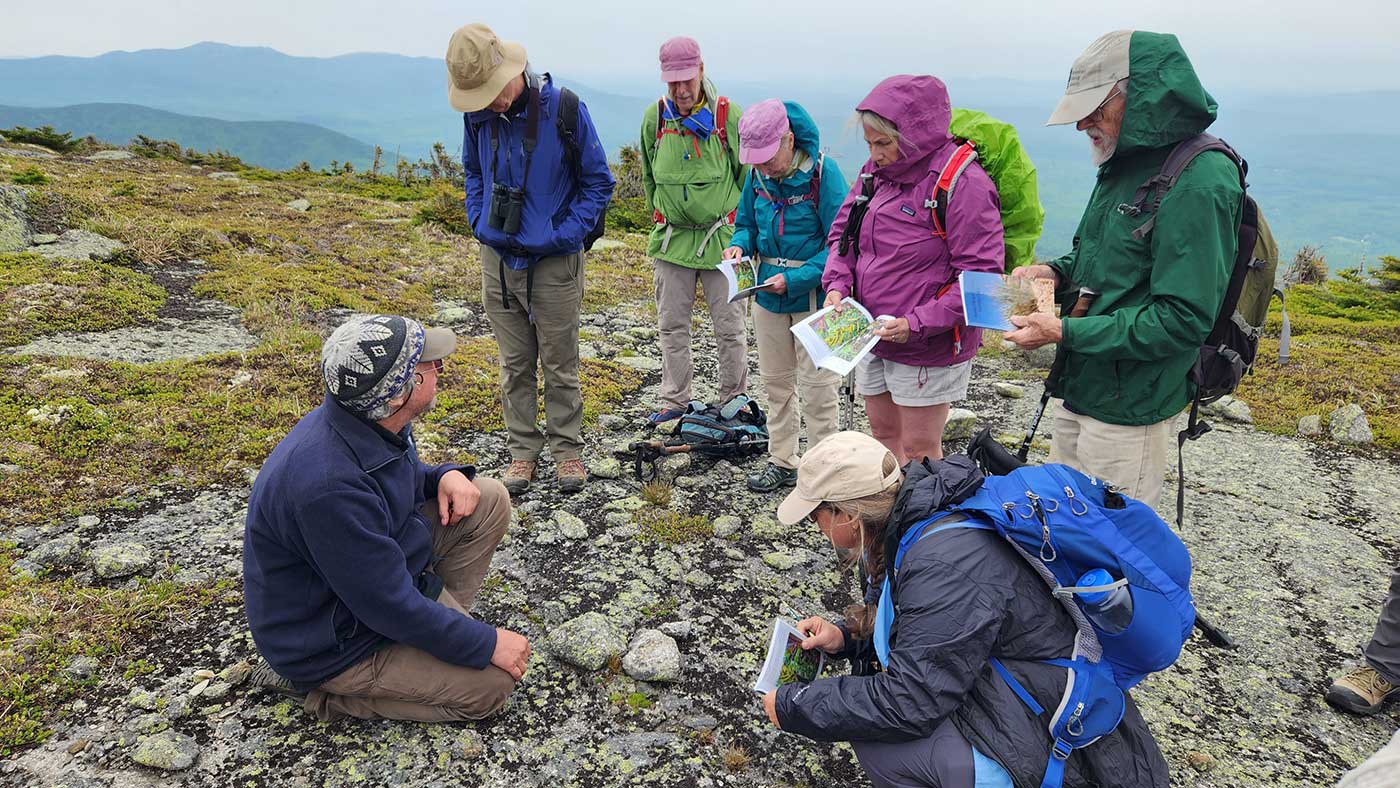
[3,0,1398,93]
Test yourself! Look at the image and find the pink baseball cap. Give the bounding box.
[739,99,790,165]
[659,36,702,82]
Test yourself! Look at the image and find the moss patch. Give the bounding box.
[0,253,166,347]
[634,506,712,545]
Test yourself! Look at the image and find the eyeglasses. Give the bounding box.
[426,358,444,373]
[1084,88,1124,124]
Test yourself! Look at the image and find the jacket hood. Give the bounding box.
[783,100,821,159]
[1117,31,1217,156]
[857,75,952,183]
[884,455,984,574]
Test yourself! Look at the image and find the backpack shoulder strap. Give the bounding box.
[809,151,824,210]
[715,96,730,148]
[556,86,582,178]
[1128,133,1246,240]
[929,141,979,239]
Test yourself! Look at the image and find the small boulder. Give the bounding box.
[1205,395,1252,424]
[597,414,629,431]
[712,515,742,539]
[30,232,59,245]
[621,629,681,682]
[34,229,125,262]
[207,171,240,181]
[545,612,626,671]
[993,382,1025,399]
[433,305,474,325]
[943,409,979,442]
[1020,343,1058,369]
[130,731,199,771]
[0,184,31,252]
[616,355,662,372]
[30,535,82,570]
[285,198,311,212]
[85,150,135,161]
[65,655,101,681]
[554,510,588,540]
[1328,404,1373,445]
[1297,414,1322,437]
[659,620,694,640]
[591,458,623,479]
[762,551,803,571]
[90,542,153,579]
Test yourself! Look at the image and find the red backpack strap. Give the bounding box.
[715,96,730,149]
[655,98,667,141]
[928,141,978,238]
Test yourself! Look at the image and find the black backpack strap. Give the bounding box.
[555,84,582,178]
[837,172,876,259]
[1126,133,1245,240]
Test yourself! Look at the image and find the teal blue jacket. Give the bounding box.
[728,101,848,314]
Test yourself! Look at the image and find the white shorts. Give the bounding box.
[855,357,972,407]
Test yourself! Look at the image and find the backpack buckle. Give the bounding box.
[1115,203,1142,217]
[1051,738,1074,760]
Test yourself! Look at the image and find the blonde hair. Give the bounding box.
[822,453,902,639]
[858,110,902,151]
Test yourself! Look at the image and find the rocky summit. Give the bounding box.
[1,142,1397,788]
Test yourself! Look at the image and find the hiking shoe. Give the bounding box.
[746,462,798,493]
[647,407,684,425]
[1326,665,1399,715]
[557,458,586,494]
[502,460,536,495]
[247,658,300,698]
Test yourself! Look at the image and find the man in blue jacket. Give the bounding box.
[449,23,615,495]
[243,314,529,722]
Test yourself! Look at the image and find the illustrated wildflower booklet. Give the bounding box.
[959,270,1057,331]
[719,256,769,303]
[790,297,889,376]
[753,617,825,695]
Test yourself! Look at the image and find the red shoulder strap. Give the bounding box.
[930,141,978,238]
[655,98,667,140]
[716,96,730,147]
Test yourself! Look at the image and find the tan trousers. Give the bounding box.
[752,303,840,469]
[482,246,584,462]
[654,259,748,409]
[304,478,516,722]
[1049,401,1173,509]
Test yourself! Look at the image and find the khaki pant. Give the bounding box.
[482,246,584,462]
[654,259,748,409]
[304,478,516,722]
[1049,400,1173,509]
[753,303,839,469]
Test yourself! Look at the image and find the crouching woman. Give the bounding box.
[763,432,1170,788]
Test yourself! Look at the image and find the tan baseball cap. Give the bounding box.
[421,327,457,362]
[1046,30,1132,126]
[445,23,528,113]
[777,431,903,525]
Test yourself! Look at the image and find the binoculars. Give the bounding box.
[488,182,525,234]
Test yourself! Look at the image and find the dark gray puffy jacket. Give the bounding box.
[775,457,1170,788]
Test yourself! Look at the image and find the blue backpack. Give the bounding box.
[875,462,1194,788]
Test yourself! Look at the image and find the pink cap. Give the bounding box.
[659,36,702,82]
[739,99,790,165]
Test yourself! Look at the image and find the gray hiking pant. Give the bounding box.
[850,720,974,788]
[1363,563,1400,685]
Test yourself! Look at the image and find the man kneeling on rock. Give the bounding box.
[242,314,530,721]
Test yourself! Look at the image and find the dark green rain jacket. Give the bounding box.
[1050,31,1242,426]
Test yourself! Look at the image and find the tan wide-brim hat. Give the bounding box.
[777,431,902,525]
[1046,29,1132,126]
[446,23,528,113]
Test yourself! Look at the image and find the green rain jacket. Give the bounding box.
[1049,31,1242,426]
[640,81,746,269]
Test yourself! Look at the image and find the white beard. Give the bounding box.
[1089,131,1118,166]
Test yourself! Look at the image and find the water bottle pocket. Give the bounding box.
[1095,587,1185,681]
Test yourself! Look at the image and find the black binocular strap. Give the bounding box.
[489,85,542,311]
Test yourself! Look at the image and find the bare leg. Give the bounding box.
[864,392,904,464]
[899,403,951,462]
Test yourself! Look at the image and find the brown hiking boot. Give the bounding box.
[502,460,536,495]
[557,458,586,494]
[1326,665,1399,715]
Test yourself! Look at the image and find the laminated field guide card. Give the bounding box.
[790,297,889,376]
[719,256,768,303]
[753,617,825,695]
[959,270,1056,331]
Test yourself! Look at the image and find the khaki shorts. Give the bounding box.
[856,357,972,407]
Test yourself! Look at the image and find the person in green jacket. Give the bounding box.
[640,36,748,423]
[1005,30,1240,509]
[723,99,847,492]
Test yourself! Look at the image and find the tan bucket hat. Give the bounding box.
[777,431,903,525]
[445,23,528,113]
[1046,30,1132,126]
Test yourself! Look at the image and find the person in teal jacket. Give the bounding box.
[723,99,848,492]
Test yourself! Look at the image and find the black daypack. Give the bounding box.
[555,84,607,251]
[675,395,769,458]
[1117,133,1290,527]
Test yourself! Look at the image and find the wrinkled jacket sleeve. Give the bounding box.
[549,98,615,252]
[729,169,758,256]
[905,166,1005,338]
[1061,177,1239,361]
[786,156,847,298]
[297,482,497,670]
[462,116,486,235]
[821,168,868,298]
[640,105,657,213]
[775,555,1005,742]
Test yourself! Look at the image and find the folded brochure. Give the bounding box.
[959,270,1056,331]
[719,256,769,303]
[790,297,890,376]
[753,617,825,695]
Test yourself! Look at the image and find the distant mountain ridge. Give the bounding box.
[0,103,376,170]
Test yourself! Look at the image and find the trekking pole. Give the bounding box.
[1193,611,1238,650]
[839,372,856,432]
[1018,288,1096,461]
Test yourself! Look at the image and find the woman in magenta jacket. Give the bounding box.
[823,74,1004,463]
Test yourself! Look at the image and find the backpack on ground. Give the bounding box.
[673,394,768,458]
[882,461,1195,788]
[1117,133,1291,527]
[554,84,607,251]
